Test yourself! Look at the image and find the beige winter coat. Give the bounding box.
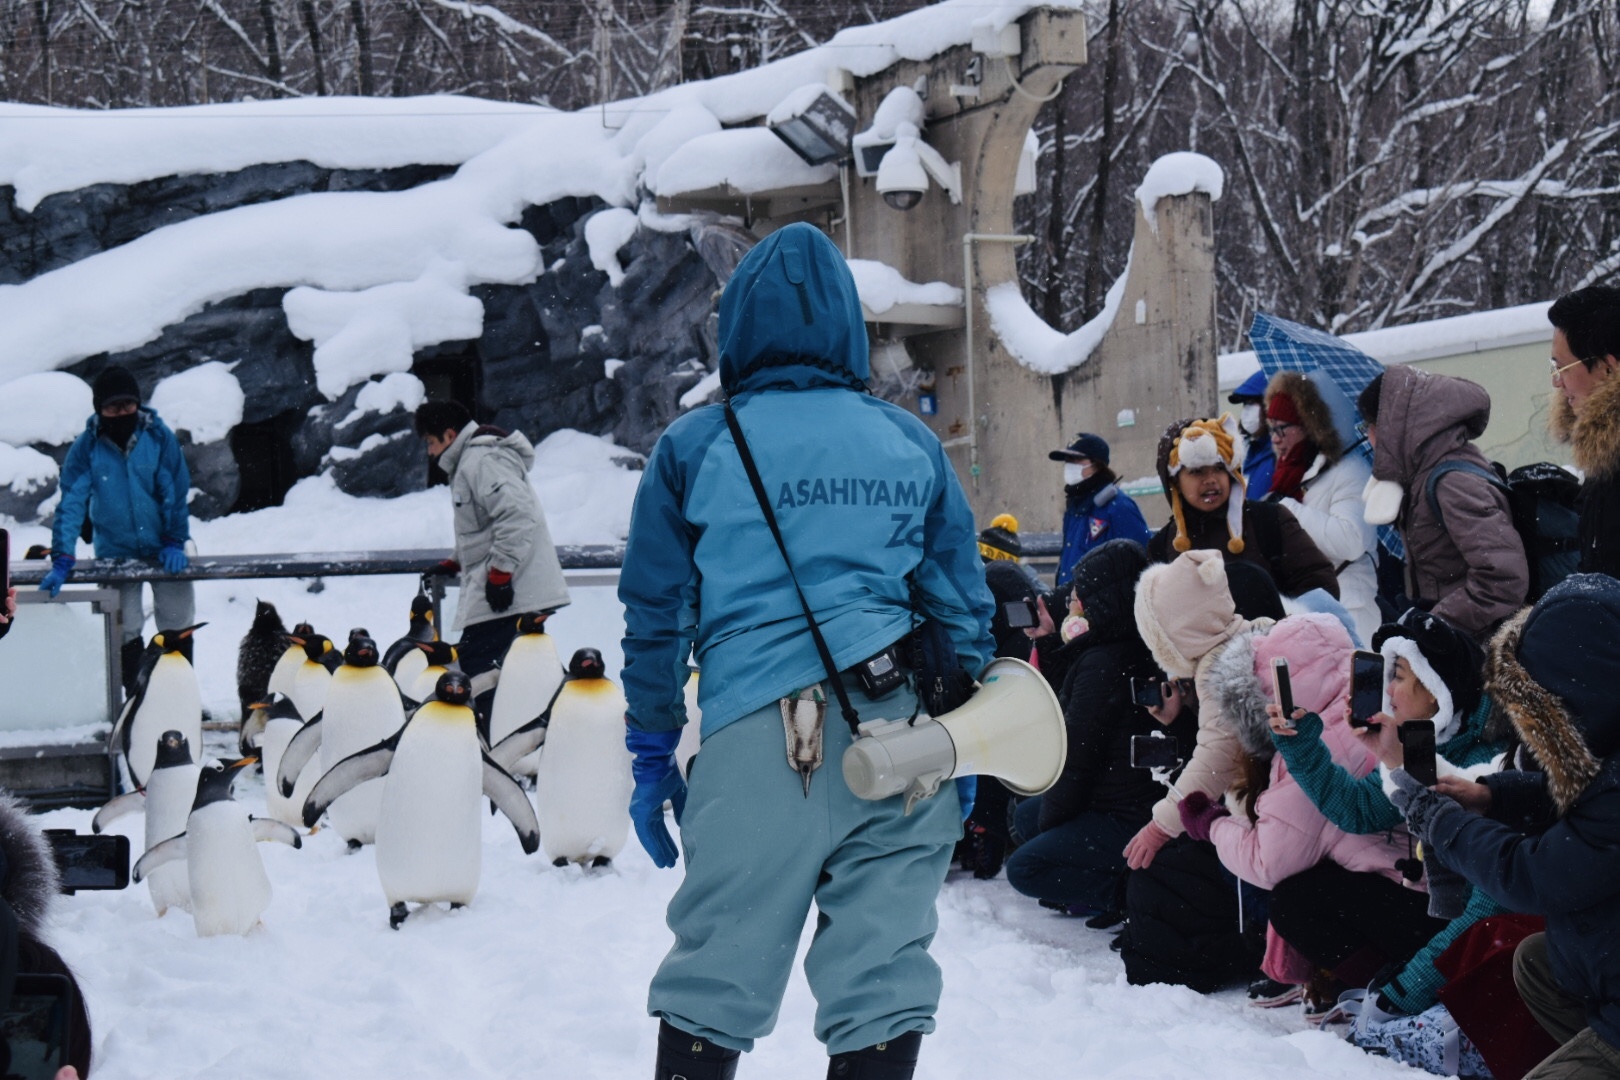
[439,422,571,632]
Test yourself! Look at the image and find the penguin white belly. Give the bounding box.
[406,665,445,707]
[489,635,564,776]
[375,721,483,906]
[144,763,201,915]
[322,669,403,844]
[187,802,272,937]
[261,718,316,827]
[535,682,634,863]
[266,650,303,698]
[128,657,202,787]
[392,650,428,696]
[290,664,330,721]
[674,675,702,777]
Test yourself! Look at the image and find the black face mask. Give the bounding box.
[100,411,139,446]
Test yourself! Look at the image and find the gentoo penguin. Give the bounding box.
[674,668,702,778]
[109,624,205,789]
[384,593,438,695]
[236,600,286,721]
[302,671,539,929]
[133,757,303,937]
[534,648,633,868]
[277,633,404,848]
[487,612,565,777]
[92,729,202,915]
[259,696,316,828]
[402,640,459,709]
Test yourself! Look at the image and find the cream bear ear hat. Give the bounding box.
[1166,414,1249,554]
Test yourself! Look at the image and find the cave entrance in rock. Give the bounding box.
[413,344,483,416]
[230,409,302,513]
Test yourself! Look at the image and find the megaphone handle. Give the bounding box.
[901,771,947,816]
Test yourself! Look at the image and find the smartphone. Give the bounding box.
[1130,676,1165,709]
[1349,650,1385,730]
[1400,720,1439,787]
[1,973,75,1080]
[1,526,9,598]
[1001,598,1039,630]
[45,830,130,893]
[1130,734,1181,770]
[1271,657,1294,721]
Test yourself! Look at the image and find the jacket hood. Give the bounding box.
[1265,370,1344,463]
[1211,613,1355,760]
[1205,627,1275,759]
[438,422,536,477]
[1550,367,1620,481]
[1371,366,1492,486]
[1485,574,1620,813]
[718,222,869,395]
[1069,539,1149,642]
[0,791,60,936]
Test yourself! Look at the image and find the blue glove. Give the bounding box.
[158,544,189,574]
[626,726,686,869]
[955,776,977,822]
[38,554,74,598]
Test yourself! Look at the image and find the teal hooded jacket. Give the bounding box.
[619,223,995,737]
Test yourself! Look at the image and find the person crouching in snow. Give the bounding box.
[1146,415,1341,602]
[1388,575,1620,1079]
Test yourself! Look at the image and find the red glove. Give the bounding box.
[1123,822,1173,869]
[435,559,461,574]
[1178,790,1231,843]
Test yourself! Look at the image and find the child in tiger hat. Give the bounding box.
[1146,414,1341,601]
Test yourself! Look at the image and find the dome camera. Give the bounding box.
[873,122,963,212]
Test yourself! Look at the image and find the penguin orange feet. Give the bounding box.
[389,903,410,930]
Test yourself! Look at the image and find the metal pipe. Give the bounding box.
[959,232,1035,488]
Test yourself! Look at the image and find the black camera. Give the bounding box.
[45,831,130,894]
[854,646,907,699]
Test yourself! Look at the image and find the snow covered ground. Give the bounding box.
[5,441,1417,1080]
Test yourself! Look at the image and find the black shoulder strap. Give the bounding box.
[723,399,863,736]
[1424,460,1510,532]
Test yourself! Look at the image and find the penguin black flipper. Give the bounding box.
[250,818,304,848]
[488,713,548,774]
[276,714,325,799]
[132,833,188,883]
[109,693,139,767]
[302,733,400,829]
[481,751,540,855]
[92,791,146,834]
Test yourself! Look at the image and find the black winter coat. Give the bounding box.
[1551,367,1620,579]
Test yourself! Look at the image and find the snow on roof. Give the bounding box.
[150,361,245,444]
[1218,301,1554,389]
[0,372,91,446]
[848,259,964,315]
[653,127,838,197]
[0,0,1080,400]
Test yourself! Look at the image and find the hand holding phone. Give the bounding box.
[1001,598,1039,630]
[1271,657,1295,727]
[2,973,76,1080]
[1348,650,1386,730]
[1399,720,1439,787]
[1130,676,1166,710]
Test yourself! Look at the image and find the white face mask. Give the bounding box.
[1240,403,1263,436]
[1063,462,1089,486]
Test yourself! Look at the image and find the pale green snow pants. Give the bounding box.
[649,674,962,1055]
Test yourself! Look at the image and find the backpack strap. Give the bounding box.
[1424,460,1509,532]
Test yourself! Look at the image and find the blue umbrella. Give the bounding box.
[1246,312,1403,558]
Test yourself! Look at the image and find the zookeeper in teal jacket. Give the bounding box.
[619,223,995,1080]
[42,365,195,692]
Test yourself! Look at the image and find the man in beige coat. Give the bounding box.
[415,401,571,697]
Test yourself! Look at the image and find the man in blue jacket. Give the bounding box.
[1051,433,1150,587]
[41,365,194,693]
[619,223,994,1080]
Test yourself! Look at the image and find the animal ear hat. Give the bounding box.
[1165,415,1248,554]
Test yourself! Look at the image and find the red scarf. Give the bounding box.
[1269,442,1313,501]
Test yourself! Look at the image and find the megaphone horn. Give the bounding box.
[842,657,1066,814]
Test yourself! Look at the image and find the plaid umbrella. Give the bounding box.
[1246,312,1403,558]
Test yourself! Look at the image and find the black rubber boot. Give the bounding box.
[656,1020,740,1080]
[826,1031,922,1079]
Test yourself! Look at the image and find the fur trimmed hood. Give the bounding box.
[1265,370,1344,463]
[1550,368,1620,482]
[1205,627,1275,759]
[1207,613,1356,762]
[1485,574,1620,814]
[0,790,60,936]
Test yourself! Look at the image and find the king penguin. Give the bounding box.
[402,640,459,709]
[384,593,438,696]
[236,600,286,722]
[487,612,565,778]
[302,671,539,928]
[259,695,316,828]
[92,729,202,916]
[110,624,205,789]
[133,757,303,937]
[534,648,633,868]
[277,633,404,849]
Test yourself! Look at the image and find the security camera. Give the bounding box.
[874,122,962,211]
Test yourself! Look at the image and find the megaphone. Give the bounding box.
[842,657,1065,814]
